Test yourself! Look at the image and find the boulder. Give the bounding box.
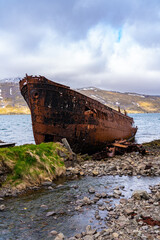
[88,187,95,194]
[132,190,149,200]
[54,233,65,240]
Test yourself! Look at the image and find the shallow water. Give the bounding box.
[0,175,160,240]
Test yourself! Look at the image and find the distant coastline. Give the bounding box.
[0,107,30,115]
[0,81,160,114]
[0,107,159,115]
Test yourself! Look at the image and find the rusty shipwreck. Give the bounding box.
[19,75,137,153]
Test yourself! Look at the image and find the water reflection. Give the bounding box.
[0,175,160,239]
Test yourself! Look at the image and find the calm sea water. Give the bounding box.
[0,113,160,145]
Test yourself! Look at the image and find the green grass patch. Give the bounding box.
[0,142,67,188]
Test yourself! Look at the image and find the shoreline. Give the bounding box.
[0,140,160,198]
[0,112,160,115]
[0,108,160,115]
[0,140,159,239]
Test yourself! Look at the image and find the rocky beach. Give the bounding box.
[0,140,159,239]
[61,142,160,240]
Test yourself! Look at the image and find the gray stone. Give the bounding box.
[86,225,96,235]
[123,208,134,216]
[94,232,101,238]
[0,204,5,211]
[101,228,113,236]
[92,170,99,176]
[112,232,119,238]
[83,197,91,205]
[113,190,122,195]
[93,197,99,203]
[54,233,65,240]
[101,192,107,198]
[88,187,95,194]
[42,181,52,186]
[83,235,94,240]
[132,190,149,200]
[46,211,56,217]
[50,230,58,235]
[75,233,82,238]
[95,193,101,198]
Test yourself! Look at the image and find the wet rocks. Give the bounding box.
[0,143,160,239]
[1,144,159,198]
[54,232,65,240]
[88,187,95,194]
[69,184,160,240]
[0,204,5,211]
[132,190,150,200]
[50,230,58,236]
[65,149,160,179]
[86,225,97,235]
[105,184,160,240]
[76,196,92,207]
[41,181,52,186]
[46,211,56,217]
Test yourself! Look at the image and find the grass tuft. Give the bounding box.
[0,142,67,189]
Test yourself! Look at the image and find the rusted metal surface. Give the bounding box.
[92,141,146,160]
[138,216,160,226]
[19,75,137,154]
[110,141,146,156]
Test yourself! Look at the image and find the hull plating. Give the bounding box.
[19,75,137,153]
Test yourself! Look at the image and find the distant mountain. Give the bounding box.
[0,81,160,114]
[76,87,160,113]
[0,79,29,114]
[0,77,22,83]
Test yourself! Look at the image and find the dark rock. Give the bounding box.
[42,181,52,186]
[88,187,95,194]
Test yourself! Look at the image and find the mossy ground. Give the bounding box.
[0,142,67,189]
[143,139,160,147]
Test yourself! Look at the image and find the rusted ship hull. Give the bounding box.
[19,75,137,153]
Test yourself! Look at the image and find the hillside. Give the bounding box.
[0,78,30,114]
[0,78,160,114]
[77,87,160,113]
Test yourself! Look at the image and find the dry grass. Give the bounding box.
[138,101,156,112]
[0,106,30,115]
[0,142,67,189]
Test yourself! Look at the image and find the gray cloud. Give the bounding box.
[0,0,160,94]
[1,0,160,39]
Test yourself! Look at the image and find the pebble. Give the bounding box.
[54,233,65,240]
[46,211,56,217]
[0,143,160,240]
[0,204,5,211]
[70,184,160,240]
[88,187,95,194]
[50,230,58,235]
[41,181,52,186]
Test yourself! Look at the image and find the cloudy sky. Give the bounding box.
[0,0,160,94]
